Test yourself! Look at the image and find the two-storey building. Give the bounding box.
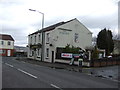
[0,34,14,56]
[28,18,92,63]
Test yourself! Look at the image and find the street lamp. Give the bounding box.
[29,9,44,29]
[29,9,45,61]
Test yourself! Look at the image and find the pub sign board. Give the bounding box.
[61,53,73,58]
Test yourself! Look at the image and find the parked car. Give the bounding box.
[107,55,112,58]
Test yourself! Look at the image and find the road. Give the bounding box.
[2,57,119,89]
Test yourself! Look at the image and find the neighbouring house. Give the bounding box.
[14,46,28,57]
[27,18,92,63]
[113,40,120,55]
[0,34,14,56]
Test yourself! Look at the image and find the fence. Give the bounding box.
[90,56,120,67]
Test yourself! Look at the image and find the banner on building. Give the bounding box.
[61,53,73,58]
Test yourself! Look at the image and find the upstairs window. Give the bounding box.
[46,33,50,43]
[35,36,36,43]
[39,34,41,42]
[74,33,79,43]
[1,41,4,45]
[30,37,32,44]
[8,41,11,45]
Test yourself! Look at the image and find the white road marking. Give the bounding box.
[88,74,92,75]
[51,84,61,89]
[5,63,14,67]
[17,68,38,79]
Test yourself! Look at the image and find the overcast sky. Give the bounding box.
[0,0,119,46]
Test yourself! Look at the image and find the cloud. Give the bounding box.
[80,12,118,29]
[0,0,119,46]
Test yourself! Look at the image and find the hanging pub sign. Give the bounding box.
[61,53,73,58]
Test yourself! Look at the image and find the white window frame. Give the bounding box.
[1,41,4,45]
[74,33,79,43]
[35,35,36,44]
[46,33,50,43]
[8,41,11,46]
[39,34,41,42]
[37,48,41,57]
[0,50,6,54]
[46,48,49,58]
[30,36,32,44]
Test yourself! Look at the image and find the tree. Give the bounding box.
[63,44,81,54]
[91,46,99,59]
[97,28,114,55]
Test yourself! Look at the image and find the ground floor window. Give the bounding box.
[30,49,34,56]
[32,51,34,56]
[37,48,41,57]
[37,49,39,56]
[29,49,32,56]
[0,50,6,54]
[46,48,49,58]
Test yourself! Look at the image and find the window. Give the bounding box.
[39,34,41,42]
[74,33,79,43]
[31,37,32,44]
[0,50,2,54]
[29,49,32,57]
[35,36,36,43]
[1,41,4,45]
[37,49,39,56]
[46,48,49,58]
[0,50,6,54]
[32,51,34,56]
[46,33,50,42]
[37,49,41,56]
[8,41,11,45]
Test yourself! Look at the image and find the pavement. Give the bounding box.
[15,57,120,82]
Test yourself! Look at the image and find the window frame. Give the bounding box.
[1,41,4,45]
[46,33,50,43]
[35,35,36,44]
[8,41,11,46]
[39,34,41,42]
[74,33,79,43]
[46,48,49,58]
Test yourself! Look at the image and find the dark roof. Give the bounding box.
[0,34,14,41]
[29,18,77,35]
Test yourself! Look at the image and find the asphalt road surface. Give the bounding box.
[2,57,119,89]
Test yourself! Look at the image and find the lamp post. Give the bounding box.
[29,9,45,61]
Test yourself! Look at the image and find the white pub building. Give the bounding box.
[27,18,92,63]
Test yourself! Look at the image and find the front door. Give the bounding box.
[51,51,54,63]
[7,50,11,56]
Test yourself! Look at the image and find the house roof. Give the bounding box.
[0,34,14,41]
[29,18,92,35]
[29,18,77,35]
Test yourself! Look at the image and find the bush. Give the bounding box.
[91,46,99,59]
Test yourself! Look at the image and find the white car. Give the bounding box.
[107,56,112,58]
